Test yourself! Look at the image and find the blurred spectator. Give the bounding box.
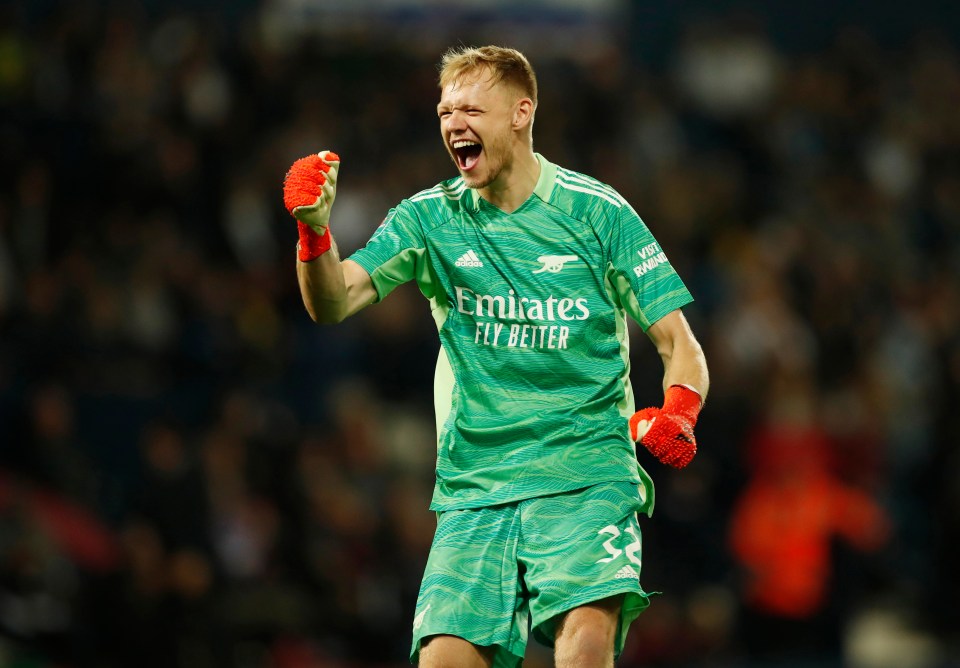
[728,374,890,663]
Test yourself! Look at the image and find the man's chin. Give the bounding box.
[460,167,496,189]
[462,174,489,189]
[450,153,497,189]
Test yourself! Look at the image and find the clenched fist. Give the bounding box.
[283,151,340,261]
[630,385,702,469]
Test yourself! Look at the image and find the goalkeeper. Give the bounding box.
[284,45,709,668]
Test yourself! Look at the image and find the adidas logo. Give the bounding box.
[615,565,639,580]
[455,250,484,268]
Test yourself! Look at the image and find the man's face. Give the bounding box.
[438,70,520,189]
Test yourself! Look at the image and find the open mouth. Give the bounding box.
[452,140,482,171]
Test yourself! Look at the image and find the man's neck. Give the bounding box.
[480,149,540,214]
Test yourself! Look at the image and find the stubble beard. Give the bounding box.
[461,135,511,190]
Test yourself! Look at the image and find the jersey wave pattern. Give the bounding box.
[349,154,692,511]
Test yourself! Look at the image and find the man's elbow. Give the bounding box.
[314,311,346,325]
[306,301,348,325]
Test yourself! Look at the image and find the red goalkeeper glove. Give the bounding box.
[630,385,702,469]
[283,151,340,262]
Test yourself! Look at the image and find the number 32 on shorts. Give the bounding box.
[595,525,642,568]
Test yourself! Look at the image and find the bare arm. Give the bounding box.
[630,309,709,468]
[645,308,709,403]
[285,151,378,324]
[297,242,378,324]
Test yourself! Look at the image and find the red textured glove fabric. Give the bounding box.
[284,152,340,261]
[283,153,335,215]
[296,222,331,262]
[630,385,702,469]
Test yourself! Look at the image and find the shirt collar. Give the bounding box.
[465,152,556,212]
[532,152,557,203]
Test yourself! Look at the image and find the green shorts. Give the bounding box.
[410,481,654,667]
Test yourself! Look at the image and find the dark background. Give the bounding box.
[1,1,958,666]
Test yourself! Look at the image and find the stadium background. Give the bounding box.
[1,0,958,666]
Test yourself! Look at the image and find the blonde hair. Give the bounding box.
[438,45,538,106]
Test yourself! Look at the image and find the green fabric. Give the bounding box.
[349,154,692,511]
[410,481,654,665]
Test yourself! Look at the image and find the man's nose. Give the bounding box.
[446,110,467,130]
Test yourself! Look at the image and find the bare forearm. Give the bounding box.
[647,311,709,402]
[284,151,376,323]
[635,310,707,468]
[297,243,378,324]
[661,335,709,402]
[297,237,348,324]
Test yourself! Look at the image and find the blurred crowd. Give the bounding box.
[1,2,958,667]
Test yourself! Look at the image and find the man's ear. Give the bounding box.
[513,98,534,130]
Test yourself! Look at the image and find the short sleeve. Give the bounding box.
[604,202,693,330]
[348,200,426,302]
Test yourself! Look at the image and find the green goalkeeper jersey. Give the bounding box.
[349,154,693,511]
